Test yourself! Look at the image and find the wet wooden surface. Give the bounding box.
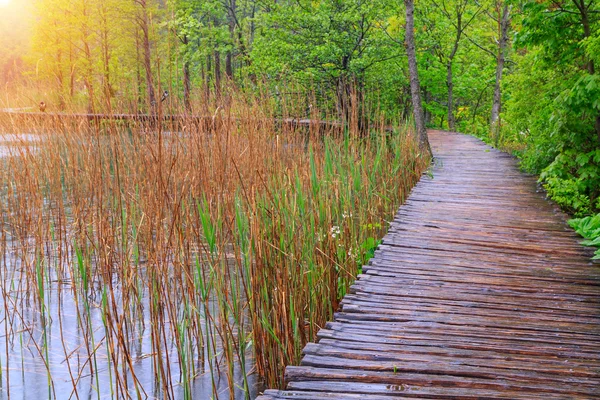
[258,130,600,399]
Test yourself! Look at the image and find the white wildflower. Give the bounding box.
[330,225,341,238]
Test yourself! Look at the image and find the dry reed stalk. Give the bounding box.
[0,90,428,398]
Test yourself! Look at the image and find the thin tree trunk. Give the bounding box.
[491,3,510,126]
[446,11,463,132]
[214,50,221,101]
[183,61,191,113]
[404,0,431,154]
[446,62,455,130]
[337,75,350,123]
[69,63,75,105]
[80,1,95,114]
[181,36,191,112]
[56,46,64,107]
[100,3,113,110]
[204,54,211,112]
[54,19,67,109]
[205,54,211,88]
[137,0,155,111]
[135,30,143,112]
[226,53,233,80]
[143,27,155,109]
[225,0,236,80]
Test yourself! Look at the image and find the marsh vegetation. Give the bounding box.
[0,97,428,398]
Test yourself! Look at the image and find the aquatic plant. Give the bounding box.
[0,94,428,398]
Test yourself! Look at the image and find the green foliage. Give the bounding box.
[500,0,600,218]
[540,149,600,216]
[356,235,382,267]
[569,214,600,259]
[250,0,401,118]
[4,0,600,225]
[252,0,391,77]
[414,0,495,131]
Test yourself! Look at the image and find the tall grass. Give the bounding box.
[0,94,428,398]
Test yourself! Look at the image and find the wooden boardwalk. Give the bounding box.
[259,131,600,399]
[0,110,343,131]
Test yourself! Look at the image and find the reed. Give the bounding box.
[0,92,428,398]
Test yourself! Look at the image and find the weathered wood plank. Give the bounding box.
[0,110,345,132]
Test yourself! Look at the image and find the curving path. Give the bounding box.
[258,130,600,399]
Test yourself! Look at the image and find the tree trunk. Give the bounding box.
[226,52,233,80]
[138,0,155,111]
[204,54,211,112]
[143,29,155,110]
[214,50,222,101]
[135,31,143,112]
[52,19,66,109]
[205,54,211,90]
[446,11,462,132]
[57,46,65,108]
[182,35,191,112]
[80,1,95,114]
[100,4,113,110]
[183,61,191,113]
[404,0,431,153]
[491,3,510,126]
[225,0,236,80]
[337,75,350,123]
[446,62,455,131]
[574,0,600,142]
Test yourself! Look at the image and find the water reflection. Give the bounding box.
[0,133,260,399]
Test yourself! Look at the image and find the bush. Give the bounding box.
[540,149,600,216]
[569,214,600,260]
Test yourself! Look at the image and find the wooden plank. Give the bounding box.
[256,131,600,399]
[0,110,346,131]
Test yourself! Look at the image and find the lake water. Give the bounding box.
[0,133,261,399]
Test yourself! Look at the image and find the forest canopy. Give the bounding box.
[0,0,599,216]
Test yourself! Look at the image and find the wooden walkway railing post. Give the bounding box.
[0,110,345,135]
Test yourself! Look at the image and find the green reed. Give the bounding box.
[0,96,428,398]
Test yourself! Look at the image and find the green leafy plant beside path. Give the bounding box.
[569,214,600,260]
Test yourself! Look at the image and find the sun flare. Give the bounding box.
[0,0,10,7]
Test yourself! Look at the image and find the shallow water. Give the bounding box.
[0,243,259,400]
[0,133,260,399]
[0,133,40,157]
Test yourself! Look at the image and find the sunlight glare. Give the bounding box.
[0,0,10,7]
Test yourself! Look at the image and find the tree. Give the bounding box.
[516,0,599,141]
[428,0,483,131]
[490,1,510,128]
[251,0,397,123]
[134,0,156,110]
[501,0,600,215]
[404,0,431,153]
[450,0,511,140]
[168,0,201,111]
